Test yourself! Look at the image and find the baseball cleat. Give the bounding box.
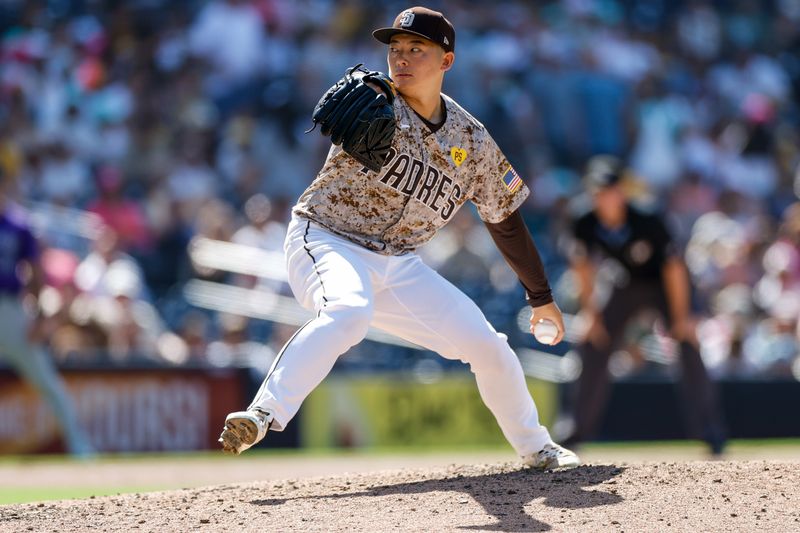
[219,409,272,455]
[521,442,581,470]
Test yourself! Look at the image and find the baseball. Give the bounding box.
[533,319,559,345]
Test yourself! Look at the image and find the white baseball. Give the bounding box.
[533,319,559,345]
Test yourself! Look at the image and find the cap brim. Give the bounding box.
[585,176,622,193]
[372,27,438,46]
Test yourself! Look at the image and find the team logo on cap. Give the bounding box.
[399,11,415,27]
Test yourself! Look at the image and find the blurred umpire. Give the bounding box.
[563,155,726,455]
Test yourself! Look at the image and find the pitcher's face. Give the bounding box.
[388,34,453,96]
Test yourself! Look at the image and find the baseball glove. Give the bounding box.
[310,64,397,172]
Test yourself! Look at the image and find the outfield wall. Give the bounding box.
[0,368,798,453]
[0,368,249,454]
[593,378,800,441]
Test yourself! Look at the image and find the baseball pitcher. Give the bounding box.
[219,6,579,469]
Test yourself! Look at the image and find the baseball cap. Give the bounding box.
[583,154,623,192]
[373,6,455,53]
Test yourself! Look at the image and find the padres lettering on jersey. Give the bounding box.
[293,94,529,255]
[373,147,462,221]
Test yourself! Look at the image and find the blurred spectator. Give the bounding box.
[748,202,800,375]
[177,309,212,364]
[231,193,285,252]
[676,0,723,61]
[66,225,183,363]
[231,193,287,292]
[189,0,267,102]
[206,312,274,372]
[421,208,493,291]
[38,141,92,205]
[74,226,147,301]
[86,165,152,252]
[629,75,691,191]
[38,247,108,363]
[167,139,219,226]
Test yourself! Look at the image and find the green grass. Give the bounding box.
[0,486,158,505]
[1,438,792,466]
[720,437,800,448]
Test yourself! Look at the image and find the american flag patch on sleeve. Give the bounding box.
[501,165,523,193]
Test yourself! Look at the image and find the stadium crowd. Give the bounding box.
[0,0,799,379]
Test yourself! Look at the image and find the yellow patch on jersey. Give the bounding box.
[450,147,467,167]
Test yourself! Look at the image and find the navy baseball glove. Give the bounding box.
[310,64,396,172]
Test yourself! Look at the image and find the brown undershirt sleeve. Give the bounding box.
[484,209,553,307]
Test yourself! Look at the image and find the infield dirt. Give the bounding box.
[1,460,799,532]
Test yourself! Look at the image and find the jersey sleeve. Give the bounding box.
[469,135,529,224]
[484,209,553,306]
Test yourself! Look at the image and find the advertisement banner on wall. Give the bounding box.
[0,368,248,454]
[299,374,556,449]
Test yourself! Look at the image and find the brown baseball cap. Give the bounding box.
[372,6,455,53]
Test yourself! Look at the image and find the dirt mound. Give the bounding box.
[2,461,798,532]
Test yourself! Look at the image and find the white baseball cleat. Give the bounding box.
[521,442,581,470]
[219,409,272,455]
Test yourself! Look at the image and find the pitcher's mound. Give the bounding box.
[3,461,799,532]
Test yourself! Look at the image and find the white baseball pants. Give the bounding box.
[249,215,551,456]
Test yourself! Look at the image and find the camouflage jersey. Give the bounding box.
[293,93,529,255]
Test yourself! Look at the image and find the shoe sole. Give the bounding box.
[552,460,581,470]
[219,417,260,455]
[547,456,581,470]
[527,456,581,470]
